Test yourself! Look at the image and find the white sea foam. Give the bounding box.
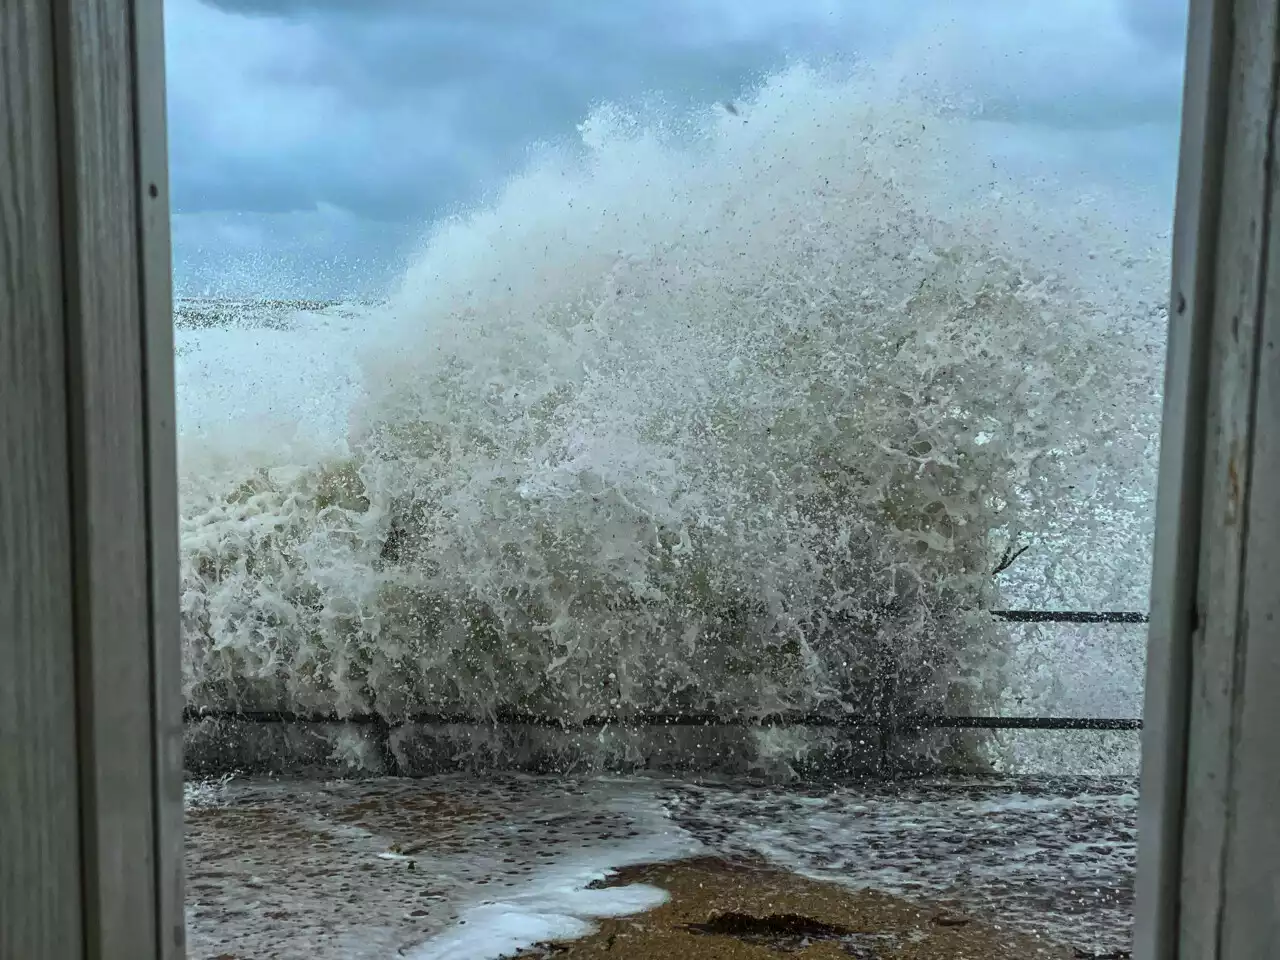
[405,827,699,960]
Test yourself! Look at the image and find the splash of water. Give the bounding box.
[177,63,1165,754]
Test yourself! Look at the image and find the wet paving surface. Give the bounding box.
[661,776,1135,954]
[185,774,1136,960]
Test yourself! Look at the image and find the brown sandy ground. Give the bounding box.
[516,857,1080,960]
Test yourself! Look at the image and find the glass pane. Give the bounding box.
[171,2,1185,957]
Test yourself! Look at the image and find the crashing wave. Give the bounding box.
[177,65,1164,769]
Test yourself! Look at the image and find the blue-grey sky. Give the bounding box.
[166,0,1188,297]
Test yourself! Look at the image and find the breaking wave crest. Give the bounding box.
[177,63,1165,746]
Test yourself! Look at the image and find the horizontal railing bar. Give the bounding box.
[183,708,1141,731]
[991,610,1149,623]
[906,716,1142,730]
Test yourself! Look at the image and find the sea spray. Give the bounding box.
[177,63,1164,768]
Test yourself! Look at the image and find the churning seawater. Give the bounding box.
[174,61,1167,777]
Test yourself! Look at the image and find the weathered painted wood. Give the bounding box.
[0,3,87,957]
[1178,0,1279,953]
[1,0,183,956]
[1134,0,1230,952]
[1218,74,1280,954]
[58,1,160,953]
[1137,0,1280,956]
[134,0,187,949]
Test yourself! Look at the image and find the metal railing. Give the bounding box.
[181,707,1143,731]
[991,609,1148,624]
[184,608,1148,774]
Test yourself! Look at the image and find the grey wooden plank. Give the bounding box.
[1136,0,1280,956]
[1218,96,1280,955]
[1134,0,1231,953]
[51,0,163,954]
[1177,0,1280,954]
[133,0,186,953]
[0,2,87,958]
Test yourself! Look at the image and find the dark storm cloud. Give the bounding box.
[166,0,1188,294]
[171,0,877,222]
[171,0,1187,221]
